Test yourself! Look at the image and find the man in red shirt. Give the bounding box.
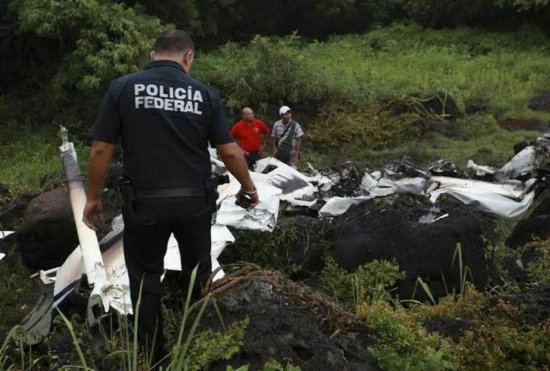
[230,107,270,169]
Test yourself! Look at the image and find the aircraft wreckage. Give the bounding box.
[2,128,549,345]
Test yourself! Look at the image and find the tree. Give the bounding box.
[1,0,163,129]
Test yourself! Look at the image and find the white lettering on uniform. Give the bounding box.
[193,90,203,102]
[146,84,158,96]
[175,88,185,100]
[194,102,202,114]
[135,96,144,108]
[134,84,145,95]
[184,101,193,112]
[133,83,203,115]
[165,99,174,111]
[154,97,163,109]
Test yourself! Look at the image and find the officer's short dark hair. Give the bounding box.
[153,29,194,53]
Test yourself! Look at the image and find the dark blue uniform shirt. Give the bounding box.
[90,60,232,188]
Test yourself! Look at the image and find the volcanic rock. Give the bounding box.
[16,189,78,269]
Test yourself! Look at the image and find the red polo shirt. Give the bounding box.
[230,119,270,153]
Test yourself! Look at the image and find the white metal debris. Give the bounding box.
[255,157,318,207]
[0,231,14,261]
[318,196,372,217]
[215,171,282,231]
[0,230,14,239]
[467,160,497,177]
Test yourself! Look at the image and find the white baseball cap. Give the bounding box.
[279,105,291,116]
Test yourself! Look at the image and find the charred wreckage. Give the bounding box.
[0,127,549,345]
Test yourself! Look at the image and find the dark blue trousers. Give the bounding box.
[122,196,212,354]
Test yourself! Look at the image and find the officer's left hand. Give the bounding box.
[83,198,104,231]
[236,187,260,210]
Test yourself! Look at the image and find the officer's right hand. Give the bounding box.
[83,198,104,231]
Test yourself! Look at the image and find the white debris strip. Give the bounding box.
[319,196,372,217]
[467,160,497,177]
[429,178,537,218]
[1,230,15,239]
[0,231,14,261]
[255,157,318,207]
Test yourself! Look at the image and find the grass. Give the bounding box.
[303,128,539,172]
[0,126,90,196]
[0,247,34,343]
[196,24,550,121]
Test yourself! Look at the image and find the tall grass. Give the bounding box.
[195,23,550,120]
[0,127,90,195]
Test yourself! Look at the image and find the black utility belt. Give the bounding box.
[134,186,205,198]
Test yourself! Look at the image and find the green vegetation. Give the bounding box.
[0,127,89,194]
[2,25,548,194]
[320,256,406,309]
[356,285,550,371]
[2,4,550,368]
[0,247,34,340]
[186,318,248,371]
[196,24,550,117]
[223,222,302,275]
[524,238,550,288]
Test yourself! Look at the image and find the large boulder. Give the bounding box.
[16,189,78,270]
[189,269,377,370]
[0,192,41,230]
[330,195,494,300]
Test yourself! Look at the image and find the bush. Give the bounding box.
[320,255,406,309]
[448,113,500,141]
[359,301,458,370]
[412,286,550,370]
[186,318,249,370]
[195,34,329,112]
[524,238,550,288]
[221,221,301,275]
[307,102,423,151]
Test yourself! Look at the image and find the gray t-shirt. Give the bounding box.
[271,120,304,153]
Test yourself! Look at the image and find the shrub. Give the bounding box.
[448,113,500,141]
[359,301,458,370]
[307,102,423,152]
[195,34,329,112]
[221,222,301,275]
[320,255,406,309]
[186,318,249,370]
[412,285,550,370]
[524,238,550,288]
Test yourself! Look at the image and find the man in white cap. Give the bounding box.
[271,105,304,168]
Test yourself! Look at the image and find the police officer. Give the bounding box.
[83,29,259,359]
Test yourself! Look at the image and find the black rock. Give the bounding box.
[16,189,78,270]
